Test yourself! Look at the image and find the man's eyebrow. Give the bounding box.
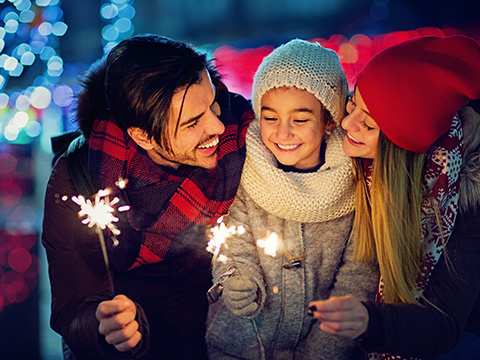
[179,86,218,127]
[180,112,203,127]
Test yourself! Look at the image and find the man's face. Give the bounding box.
[148,69,225,169]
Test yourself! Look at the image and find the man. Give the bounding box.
[42,34,253,360]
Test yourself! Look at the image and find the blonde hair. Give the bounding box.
[353,132,426,304]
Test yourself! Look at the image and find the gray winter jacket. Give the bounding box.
[206,124,379,360]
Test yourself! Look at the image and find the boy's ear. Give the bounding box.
[127,127,154,150]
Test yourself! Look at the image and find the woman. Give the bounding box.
[308,35,480,359]
[206,39,378,359]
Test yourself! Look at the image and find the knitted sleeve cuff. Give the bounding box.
[357,301,386,351]
[207,266,237,303]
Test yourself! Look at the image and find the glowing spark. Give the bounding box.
[257,232,282,257]
[206,216,245,262]
[115,177,128,189]
[118,205,131,212]
[72,192,121,236]
[273,286,279,294]
[112,237,119,247]
[61,195,68,201]
[71,188,130,297]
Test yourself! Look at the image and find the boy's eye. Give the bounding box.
[263,116,277,121]
[294,119,308,123]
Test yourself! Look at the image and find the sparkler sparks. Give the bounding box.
[206,216,245,262]
[115,177,128,189]
[71,189,126,236]
[71,185,130,297]
[257,231,282,257]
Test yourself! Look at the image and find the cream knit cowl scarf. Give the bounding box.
[241,120,355,223]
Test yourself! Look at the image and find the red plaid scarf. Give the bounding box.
[88,85,253,270]
[364,116,463,360]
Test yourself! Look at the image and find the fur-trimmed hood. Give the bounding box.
[75,56,108,138]
[459,105,480,213]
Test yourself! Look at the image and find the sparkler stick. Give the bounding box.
[95,226,115,296]
[71,187,130,297]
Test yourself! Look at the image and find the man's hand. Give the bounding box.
[308,295,369,340]
[96,294,142,352]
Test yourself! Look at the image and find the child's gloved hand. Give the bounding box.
[222,275,259,317]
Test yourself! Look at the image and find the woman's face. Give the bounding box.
[260,86,328,169]
[341,87,380,159]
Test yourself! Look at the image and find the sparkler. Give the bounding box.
[206,216,245,263]
[256,231,282,257]
[71,187,130,296]
[257,231,303,269]
[206,216,248,281]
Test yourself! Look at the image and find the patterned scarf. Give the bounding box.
[88,84,253,270]
[366,116,463,360]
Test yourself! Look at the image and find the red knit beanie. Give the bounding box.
[357,36,480,153]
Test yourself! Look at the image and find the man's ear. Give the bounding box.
[127,127,154,150]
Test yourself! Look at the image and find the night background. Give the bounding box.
[0,0,479,359]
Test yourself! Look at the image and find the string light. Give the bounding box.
[0,0,69,145]
[0,0,72,313]
[101,0,135,53]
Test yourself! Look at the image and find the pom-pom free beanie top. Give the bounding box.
[252,39,349,126]
[357,35,480,153]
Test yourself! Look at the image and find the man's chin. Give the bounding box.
[196,153,218,169]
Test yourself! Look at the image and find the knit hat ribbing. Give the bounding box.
[357,35,480,153]
[252,39,348,125]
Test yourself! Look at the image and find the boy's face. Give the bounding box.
[144,69,225,169]
[260,86,327,169]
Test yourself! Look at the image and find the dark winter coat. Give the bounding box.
[358,106,480,359]
[42,72,253,359]
[42,157,212,359]
[206,124,379,360]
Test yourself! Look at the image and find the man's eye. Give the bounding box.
[187,120,198,129]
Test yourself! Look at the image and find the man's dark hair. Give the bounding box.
[77,34,216,152]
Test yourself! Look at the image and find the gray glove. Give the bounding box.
[222,275,259,317]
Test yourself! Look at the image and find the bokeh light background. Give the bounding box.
[0,0,478,358]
